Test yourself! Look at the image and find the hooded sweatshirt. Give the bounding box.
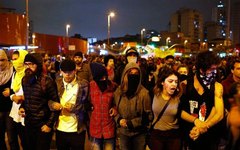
[114,62,153,136]
[0,50,13,112]
[10,49,28,124]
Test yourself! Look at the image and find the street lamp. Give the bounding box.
[184,40,188,47]
[146,36,160,49]
[66,24,70,50]
[107,12,115,46]
[166,37,170,47]
[141,28,145,46]
[66,24,70,37]
[32,34,36,46]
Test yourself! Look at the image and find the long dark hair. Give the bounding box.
[154,66,182,97]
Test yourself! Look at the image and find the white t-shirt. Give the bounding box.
[9,87,25,126]
[57,78,78,132]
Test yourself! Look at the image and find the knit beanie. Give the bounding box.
[24,53,42,66]
[24,53,43,76]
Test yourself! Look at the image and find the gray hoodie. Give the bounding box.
[114,62,153,136]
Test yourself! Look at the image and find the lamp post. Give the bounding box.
[141,28,145,46]
[25,0,29,50]
[146,36,160,49]
[66,24,70,50]
[166,37,170,47]
[66,24,70,37]
[32,34,36,46]
[107,12,115,46]
[184,40,188,47]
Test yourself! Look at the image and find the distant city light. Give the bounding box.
[174,52,182,56]
[9,45,38,50]
[100,49,108,55]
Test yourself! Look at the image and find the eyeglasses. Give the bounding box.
[24,62,35,68]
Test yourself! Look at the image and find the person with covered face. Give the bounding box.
[0,50,14,150]
[148,66,182,150]
[89,62,117,150]
[179,50,224,150]
[18,53,60,150]
[9,49,28,150]
[113,62,152,150]
[115,47,139,85]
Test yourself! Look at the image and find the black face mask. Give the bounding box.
[179,74,188,82]
[96,80,108,93]
[126,74,140,98]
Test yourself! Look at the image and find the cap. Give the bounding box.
[125,48,139,57]
[60,59,76,72]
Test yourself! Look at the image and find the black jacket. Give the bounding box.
[21,75,60,128]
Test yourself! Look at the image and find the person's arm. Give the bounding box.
[45,79,60,128]
[181,110,197,123]
[70,80,90,113]
[12,86,24,104]
[206,82,224,128]
[126,89,152,129]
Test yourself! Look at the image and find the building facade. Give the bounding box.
[169,8,204,43]
[231,1,240,46]
[0,11,87,55]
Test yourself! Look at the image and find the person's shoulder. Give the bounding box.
[221,74,233,84]
[43,75,56,85]
[138,85,150,94]
[215,81,223,88]
[215,81,223,93]
[77,78,89,87]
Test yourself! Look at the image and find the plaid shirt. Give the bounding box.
[89,81,116,139]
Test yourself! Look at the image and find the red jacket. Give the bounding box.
[89,81,116,139]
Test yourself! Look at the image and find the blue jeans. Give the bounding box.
[119,133,146,150]
[90,137,116,150]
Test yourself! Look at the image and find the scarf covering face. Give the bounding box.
[0,50,13,85]
[196,69,217,90]
[11,50,28,92]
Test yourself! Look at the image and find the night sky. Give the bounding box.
[1,0,217,40]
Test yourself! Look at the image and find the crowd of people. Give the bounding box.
[0,47,240,150]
